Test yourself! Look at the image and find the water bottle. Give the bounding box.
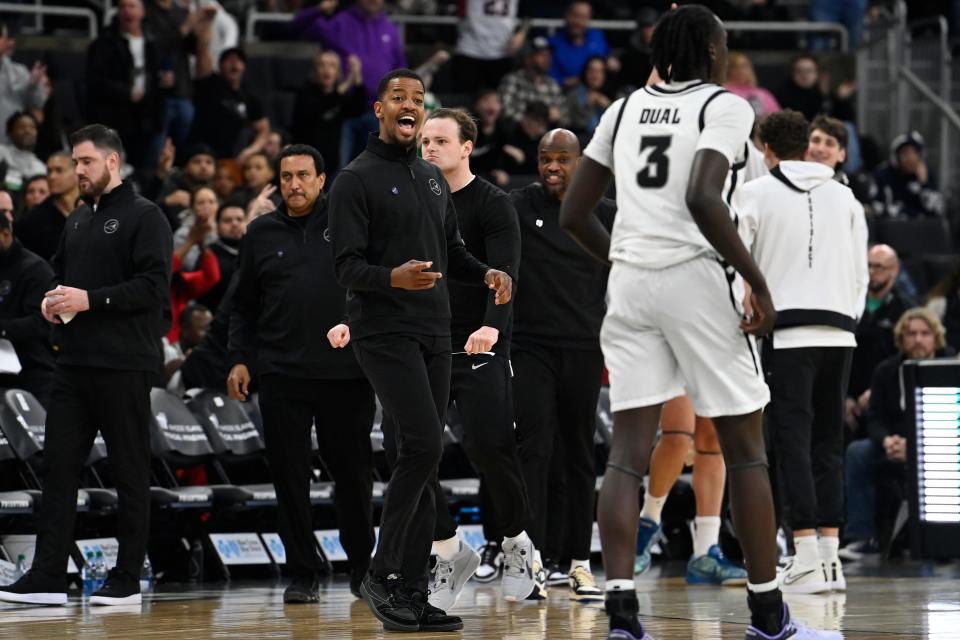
[93,551,107,590]
[140,556,153,592]
[82,552,96,595]
[14,554,27,580]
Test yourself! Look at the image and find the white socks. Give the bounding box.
[747,578,778,593]
[434,533,461,561]
[818,536,840,562]
[640,489,667,524]
[605,579,635,592]
[503,530,530,548]
[570,558,591,573]
[794,535,819,566]
[693,516,721,558]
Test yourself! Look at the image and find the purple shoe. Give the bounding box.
[745,604,843,640]
[608,627,655,640]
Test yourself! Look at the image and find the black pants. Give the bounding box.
[765,345,853,530]
[353,334,450,592]
[33,366,151,577]
[383,353,531,544]
[258,375,376,577]
[512,344,603,560]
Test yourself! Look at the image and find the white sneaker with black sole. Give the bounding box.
[822,558,846,591]
[778,558,830,594]
[0,570,68,605]
[546,562,569,586]
[501,537,537,601]
[428,542,480,611]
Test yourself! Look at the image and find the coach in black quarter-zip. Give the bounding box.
[0,125,172,608]
[328,69,512,634]
[226,144,376,604]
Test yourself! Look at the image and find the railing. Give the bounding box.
[243,11,849,51]
[0,2,98,38]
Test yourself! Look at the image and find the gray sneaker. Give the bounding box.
[501,536,537,601]
[427,542,480,611]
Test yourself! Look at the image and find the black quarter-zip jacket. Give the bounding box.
[510,182,616,351]
[329,134,491,339]
[51,180,173,372]
[229,196,364,380]
[0,239,55,389]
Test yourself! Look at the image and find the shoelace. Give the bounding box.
[502,544,527,577]
[432,558,454,590]
[571,567,597,589]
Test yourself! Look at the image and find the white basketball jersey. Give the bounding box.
[584,79,755,269]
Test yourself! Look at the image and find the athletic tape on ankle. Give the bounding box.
[607,463,644,480]
[726,459,768,472]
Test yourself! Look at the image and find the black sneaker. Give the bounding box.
[406,588,463,632]
[349,565,367,599]
[359,573,419,632]
[283,575,320,604]
[473,541,501,583]
[0,570,67,605]
[90,568,141,606]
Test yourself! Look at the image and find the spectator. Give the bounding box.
[503,102,550,176]
[16,153,79,262]
[0,112,46,194]
[86,0,166,181]
[471,89,512,188]
[145,0,214,150]
[235,151,275,208]
[169,215,221,345]
[810,0,869,49]
[843,308,947,559]
[775,54,854,123]
[264,130,286,164]
[191,47,270,162]
[725,52,780,117]
[173,185,219,270]
[0,21,49,146]
[186,0,238,68]
[925,260,960,349]
[292,0,406,163]
[549,1,611,89]
[291,50,366,173]
[20,174,48,212]
[499,36,568,126]
[0,203,55,405]
[213,160,239,202]
[163,303,212,393]
[871,131,945,218]
[611,7,657,95]
[453,0,526,92]
[158,143,216,228]
[179,272,236,391]
[566,56,610,136]
[846,244,917,432]
[197,202,244,312]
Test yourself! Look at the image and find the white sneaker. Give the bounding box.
[473,541,502,583]
[821,558,846,591]
[568,566,603,602]
[778,558,830,594]
[501,537,537,601]
[428,542,480,611]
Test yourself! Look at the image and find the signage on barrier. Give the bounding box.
[208,533,271,565]
[261,533,286,564]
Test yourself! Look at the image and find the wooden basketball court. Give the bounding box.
[2,559,956,639]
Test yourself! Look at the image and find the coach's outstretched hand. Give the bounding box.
[484,269,512,305]
[740,286,776,336]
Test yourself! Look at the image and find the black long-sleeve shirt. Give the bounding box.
[449,176,520,353]
[51,180,172,372]
[329,134,490,339]
[0,239,55,393]
[510,182,616,351]
[229,197,364,380]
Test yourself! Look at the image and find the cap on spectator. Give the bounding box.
[636,7,659,27]
[890,130,924,156]
[185,143,216,163]
[218,47,247,66]
[524,36,551,57]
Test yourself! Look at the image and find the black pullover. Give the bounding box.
[0,239,55,390]
[51,180,172,372]
[449,176,520,353]
[229,196,364,380]
[509,182,616,351]
[329,134,490,339]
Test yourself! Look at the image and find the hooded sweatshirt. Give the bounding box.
[739,160,868,350]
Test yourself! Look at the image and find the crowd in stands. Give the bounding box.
[0,0,957,562]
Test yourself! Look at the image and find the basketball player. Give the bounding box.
[558,6,838,640]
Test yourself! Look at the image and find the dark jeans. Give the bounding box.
[353,333,451,592]
[766,345,852,530]
[339,112,378,170]
[512,343,602,560]
[33,366,151,578]
[164,97,195,151]
[258,375,376,576]
[844,438,905,540]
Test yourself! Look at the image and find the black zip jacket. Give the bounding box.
[329,134,490,339]
[0,239,55,392]
[510,182,616,351]
[51,180,172,372]
[229,197,364,380]
[449,176,520,353]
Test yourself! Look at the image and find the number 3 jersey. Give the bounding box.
[584,79,755,269]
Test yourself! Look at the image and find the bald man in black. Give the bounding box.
[508,129,616,600]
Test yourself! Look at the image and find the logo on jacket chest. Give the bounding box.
[428,179,442,196]
[103,219,119,234]
[323,228,331,242]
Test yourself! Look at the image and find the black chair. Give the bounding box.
[148,389,218,509]
[0,427,33,515]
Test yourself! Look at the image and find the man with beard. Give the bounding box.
[328,69,511,633]
[509,128,615,601]
[16,152,81,262]
[0,124,171,606]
